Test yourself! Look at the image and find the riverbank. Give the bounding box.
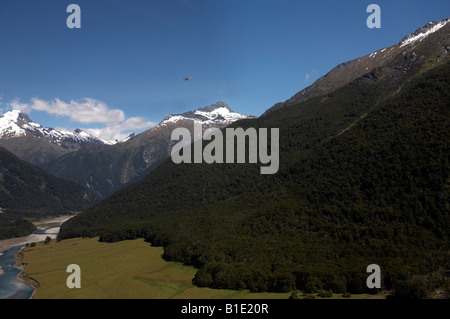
[0,215,73,299]
[0,245,35,299]
[15,248,39,299]
[0,215,73,254]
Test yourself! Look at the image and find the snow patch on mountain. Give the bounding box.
[400,18,450,48]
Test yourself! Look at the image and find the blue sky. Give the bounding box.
[0,0,449,140]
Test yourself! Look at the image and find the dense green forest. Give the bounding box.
[60,61,449,295]
[0,216,36,240]
[0,147,96,239]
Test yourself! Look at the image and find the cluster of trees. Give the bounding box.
[192,262,378,294]
[60,61,450,294]
[0,215,36,240]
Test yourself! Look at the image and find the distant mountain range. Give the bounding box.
[60,18,450,295]
[0,110,110,165]
[38,102,255,198]
[0,102,253,238]
[0,102,254,198]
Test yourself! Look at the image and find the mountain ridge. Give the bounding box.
[263,17,450,116]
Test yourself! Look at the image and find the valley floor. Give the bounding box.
[20,237,293,299]
[20,237,370,299]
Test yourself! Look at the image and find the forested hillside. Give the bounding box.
[0,147,95,239]
[59,60,449,294]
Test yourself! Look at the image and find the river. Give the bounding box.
[0,216,72,299]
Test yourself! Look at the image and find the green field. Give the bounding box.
[20,237,293,299]
[20,237,373,299]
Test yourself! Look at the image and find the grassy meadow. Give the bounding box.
[20,237,293,299]
[20,237,371,299]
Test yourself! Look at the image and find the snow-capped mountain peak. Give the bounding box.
[159,102,256,127]
[0,110,107,146]
[0,110,28,138]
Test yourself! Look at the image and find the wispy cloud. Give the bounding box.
[304,69,317,82]
[84,116,156,142]
[11,98,125,124]
[9,98,157,142]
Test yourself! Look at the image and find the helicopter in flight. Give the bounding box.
[181,77,192,81]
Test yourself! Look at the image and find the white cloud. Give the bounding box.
[9,97,157,142]
[25,98,125,124]
[304,69,317,82]
[9,99,31,113]
[85,117,157,142]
